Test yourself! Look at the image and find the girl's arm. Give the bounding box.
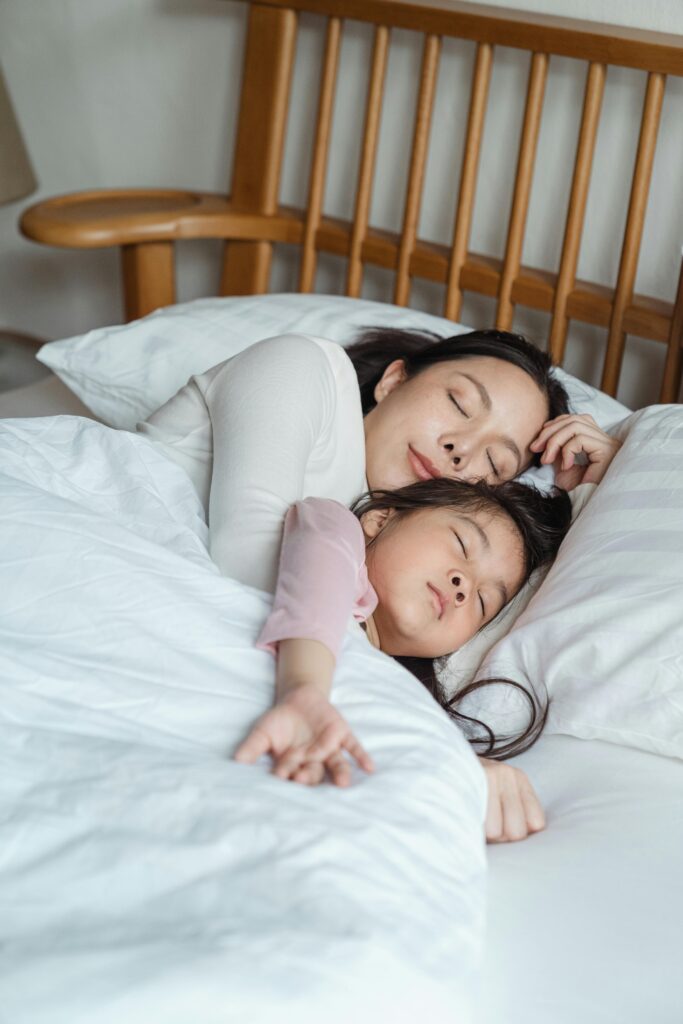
[235,498,377,785]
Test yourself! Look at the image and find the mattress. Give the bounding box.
[482,734,683,1023]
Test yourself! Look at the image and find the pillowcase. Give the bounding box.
[37,293,631,431]
[455,405,683,759]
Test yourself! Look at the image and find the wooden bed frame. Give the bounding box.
[20,0,683,401]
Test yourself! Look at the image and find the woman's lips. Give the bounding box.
[408,445,440,481]
[427,583,447,619]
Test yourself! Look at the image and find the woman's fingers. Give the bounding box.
[530,412,597,450]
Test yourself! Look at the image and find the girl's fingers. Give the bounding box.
[273,747,307,780]
[343,734,375,773]
[499,785,529,843]
[292,762,326,786]
[234,727,271,764]
[519,778,546,833]
[484,784,504,842]
[325,753,352,788]
[305,722,342,763]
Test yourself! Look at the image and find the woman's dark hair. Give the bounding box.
[346,327,569,467]
[353,477,572,760]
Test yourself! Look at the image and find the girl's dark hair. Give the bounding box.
[346,327,570,467]
[353,477,572,760]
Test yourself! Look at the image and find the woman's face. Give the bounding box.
[363,504,525,659]
[363,356,549,490]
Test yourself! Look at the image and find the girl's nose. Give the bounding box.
[450,574,467,604]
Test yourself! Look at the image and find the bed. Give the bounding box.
[4,1,683,1020]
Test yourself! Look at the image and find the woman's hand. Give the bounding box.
[479,758,545,843]
[530,413,621,490]
[234,684,374,787]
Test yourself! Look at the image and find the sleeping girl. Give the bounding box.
[139,326,620,840]
[236,476,572,787]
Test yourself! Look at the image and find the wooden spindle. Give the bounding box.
[602,71,666,395]
[346,25,390,298]
[394,34,441,307]
[445,42,493,322]
[660,250,683,403]
[122,242,175,321]
[299,17,342,293]
[496,51,548,330]
[548,61,606,365]
[220,4,297,296]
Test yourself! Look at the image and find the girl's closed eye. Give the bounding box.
[478,592,486,618]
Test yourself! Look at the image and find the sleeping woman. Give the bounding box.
[137,326,621,840]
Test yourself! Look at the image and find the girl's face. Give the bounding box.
[363,504,525,659]
[363,356,549,491]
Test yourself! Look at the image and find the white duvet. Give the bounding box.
[0,417,487,1024]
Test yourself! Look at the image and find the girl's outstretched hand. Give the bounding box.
[479,758,545,843]
[530,413,621,490]
[234,684,374,787]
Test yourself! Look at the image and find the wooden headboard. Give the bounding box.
[21,0,683,402]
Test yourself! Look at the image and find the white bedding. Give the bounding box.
[483,735,683,1024]
[0,416,487,1023]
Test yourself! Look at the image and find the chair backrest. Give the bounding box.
[220,0,683,402]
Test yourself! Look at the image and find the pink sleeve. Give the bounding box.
[256,497,378,660]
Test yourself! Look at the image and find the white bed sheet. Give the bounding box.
[482,734,683,1024]
[0,415,487,1024]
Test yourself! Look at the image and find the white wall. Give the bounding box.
[1,0,682,406]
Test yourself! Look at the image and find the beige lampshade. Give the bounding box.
[0,65,36,205]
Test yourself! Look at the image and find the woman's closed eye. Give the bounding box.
[486,449,500,479]
[478,592,486,618]
[449,394,470,419]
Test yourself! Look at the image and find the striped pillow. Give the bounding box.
[463,405,683,758]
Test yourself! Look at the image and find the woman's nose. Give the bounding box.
[443,440,471,472]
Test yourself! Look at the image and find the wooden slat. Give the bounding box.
[496,50,548,329]
[548,61,606,365]
[394,33,441,306]
[299,17,342,292]
[220,3,297,296]
[444,41,493,321]
[346,24,390,297]
[660,253,683,402]
[249,0,683,76]
[601,71,666,394]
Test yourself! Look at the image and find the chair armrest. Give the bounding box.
[20,188,303,248]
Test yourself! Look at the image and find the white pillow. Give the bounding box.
[38,293,630,431]
[457,405,683,759]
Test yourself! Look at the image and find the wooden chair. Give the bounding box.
[20,0,683,401]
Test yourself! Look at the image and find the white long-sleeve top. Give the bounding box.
[137,334,367,594]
